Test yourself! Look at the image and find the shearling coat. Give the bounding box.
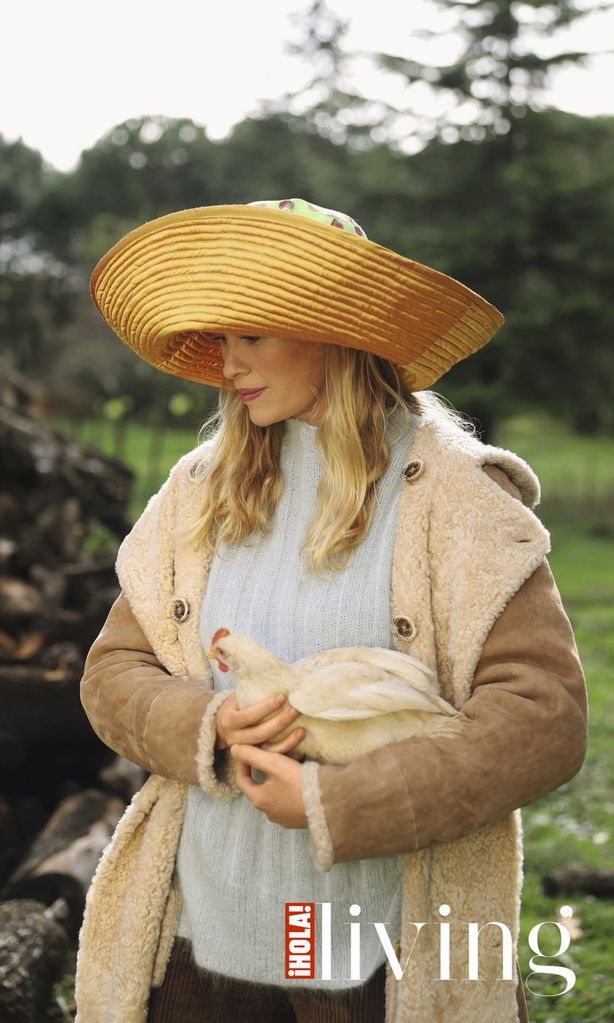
[75,405,587,1023]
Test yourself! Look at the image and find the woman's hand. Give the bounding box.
[215,691,305,756]
[230,744,308,828]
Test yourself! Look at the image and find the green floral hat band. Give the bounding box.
[247,197,368,239]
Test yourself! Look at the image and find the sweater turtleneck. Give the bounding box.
[175,404,419,988]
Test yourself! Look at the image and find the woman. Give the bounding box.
[75,199,587,1023]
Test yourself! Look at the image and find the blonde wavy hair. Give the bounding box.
[186,344,475,577]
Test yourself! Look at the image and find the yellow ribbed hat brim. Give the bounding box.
[90,204,504,391]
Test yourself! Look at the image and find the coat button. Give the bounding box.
[401,459,424,482]
[170,597,190,623]
[392,616,418,642]
[393,939,402,959]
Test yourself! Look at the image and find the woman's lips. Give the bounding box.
[238,388,266,401]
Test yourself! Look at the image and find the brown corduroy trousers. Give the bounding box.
[146,937,386,1023]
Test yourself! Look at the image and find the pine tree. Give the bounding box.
[259,1,387,145]
[377,0,603,143]
[275,0,612,148]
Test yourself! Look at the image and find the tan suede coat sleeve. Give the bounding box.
[80,593,227,785]
[314,465,588,861]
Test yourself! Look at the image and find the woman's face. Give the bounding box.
[211,333,328,427]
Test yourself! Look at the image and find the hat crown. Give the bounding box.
[247,197,368,239]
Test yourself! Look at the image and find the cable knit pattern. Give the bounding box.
[174,408,419,988]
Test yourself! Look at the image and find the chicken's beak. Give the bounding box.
[207,648,230,673]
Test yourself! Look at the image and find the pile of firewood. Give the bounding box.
[0,362,145,1021]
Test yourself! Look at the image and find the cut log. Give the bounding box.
[542,864,614,899]
[0,898,69,1023]
[0,670,89,759]
[0,577,43,621]
[0,630,46,662]
[8,789,124,888]
[98,755,147,802]
[3,789,124,932]
[0,402,132,537]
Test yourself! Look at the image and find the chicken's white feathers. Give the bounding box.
[288,663,456,720]
[293,644,434,688]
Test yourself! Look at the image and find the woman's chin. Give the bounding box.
[245,404,289,428]
[245,407,277,427]
[244,401,320,428]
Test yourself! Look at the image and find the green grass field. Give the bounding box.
[50,413,614,1021]
[511,520,614,1021]
[493,419,614,1022]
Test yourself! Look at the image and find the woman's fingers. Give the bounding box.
[218,693,301,749]
[261,727,305,755]
[225,691,282,732]
[240,705,301,746]
[217,692,282,748]
[231,746,308,828]
[230,692,287,728]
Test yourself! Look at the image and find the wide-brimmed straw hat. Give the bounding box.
[90,197,504,391]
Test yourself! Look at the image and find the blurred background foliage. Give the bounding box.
[1,0,614,461]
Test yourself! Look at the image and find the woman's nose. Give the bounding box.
[220,340,249,380]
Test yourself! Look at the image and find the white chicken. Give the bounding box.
[206,628,463,765]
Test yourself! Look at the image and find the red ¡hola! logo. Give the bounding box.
[285,903,315,979]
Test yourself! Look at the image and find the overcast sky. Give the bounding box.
[3,0,614,171]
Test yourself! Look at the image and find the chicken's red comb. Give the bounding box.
[211,627,230,645]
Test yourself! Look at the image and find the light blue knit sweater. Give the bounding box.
[175,406,419,988]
